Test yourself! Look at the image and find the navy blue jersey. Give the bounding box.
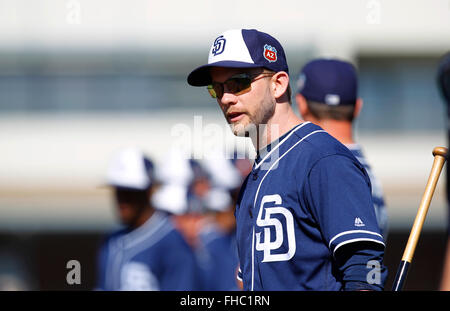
[96,211,200,291]
[235,122,385,291]
[347,144,388,238]
[197,223,239,291]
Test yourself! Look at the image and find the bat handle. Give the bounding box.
[391,146,448,291]
[392,261,410,291]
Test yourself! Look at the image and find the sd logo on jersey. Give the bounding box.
[263,44,277,63]
[255,194,296,262]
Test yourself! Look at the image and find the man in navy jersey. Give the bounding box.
[95,148,200,291]
[188,29,387,291]
[437,52,450,291]
[295,58,388,238]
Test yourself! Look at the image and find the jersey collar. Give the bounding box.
[254,122,311,169]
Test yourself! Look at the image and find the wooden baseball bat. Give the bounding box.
[392,146,448,291]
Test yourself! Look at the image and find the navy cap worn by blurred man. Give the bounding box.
[95,148,200,291]
[296,58,388,238]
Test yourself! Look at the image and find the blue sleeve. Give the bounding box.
[304,154,385,256]
[200,234,239,291]
[159,232,202,291]
[335,242,388,291]
[94,237,110,291]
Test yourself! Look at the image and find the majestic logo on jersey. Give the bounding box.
[212,35,226,56]
[263,44,277,62]
[255,194,296,262]
[354,217,365,227]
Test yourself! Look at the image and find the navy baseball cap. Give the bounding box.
[187,29,289,86]
[297,59,358,106]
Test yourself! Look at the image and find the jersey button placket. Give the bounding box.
[249,168,260,218]
[252,171,258,180]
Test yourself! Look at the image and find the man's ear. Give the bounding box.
[354,98,363,119]
[272,71,290,101]
[295,93,309,119]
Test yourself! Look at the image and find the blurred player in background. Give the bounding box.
[437,52,450,291]
[151,149,204,249]
[196,153,252,291]
[178,159,212,249]
[295,58,389,239]
[95,148,200,291]
[152,148,251,290]
[187,29,387,290]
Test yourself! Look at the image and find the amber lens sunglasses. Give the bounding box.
[207,72,275,99]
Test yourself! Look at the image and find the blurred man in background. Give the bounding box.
[295,58,389,239]
[177,159,213,249]
[151,150,204,249]
[95,148,200,291]
[196,153,252,291]
[437,52,450,291]
[150,149,249,290]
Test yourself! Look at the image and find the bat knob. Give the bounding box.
[432,146,448,159]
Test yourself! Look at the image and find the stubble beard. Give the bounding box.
[229,98,276,145]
